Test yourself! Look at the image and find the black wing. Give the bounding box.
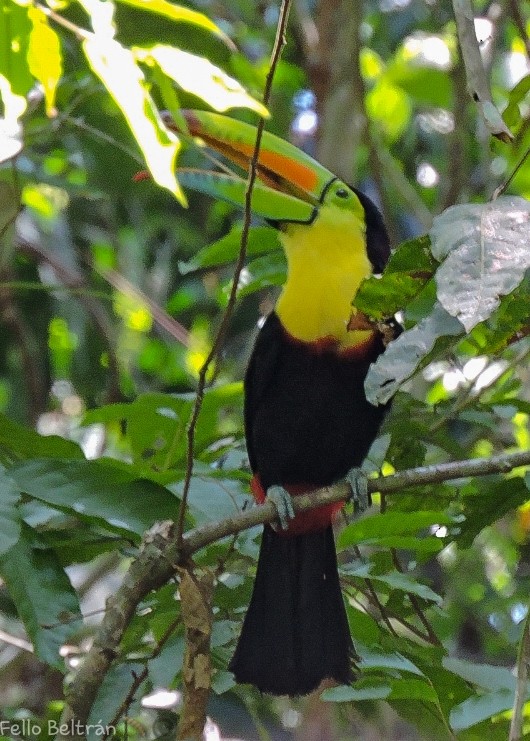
[243,312,283,474]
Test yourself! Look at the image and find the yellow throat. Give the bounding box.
[276,203,373,349]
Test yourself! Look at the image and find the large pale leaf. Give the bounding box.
[82,35,184,203]
[136,45,268,117]
[365,302,463,405]
[431,196,530,332]
[0,524,82,668]
[27,5,62,117]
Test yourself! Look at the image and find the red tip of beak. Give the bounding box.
[133,170,151,183]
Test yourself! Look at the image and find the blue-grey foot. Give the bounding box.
[345,467,370,515]
[266,485,296,531]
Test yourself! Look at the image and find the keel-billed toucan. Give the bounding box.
[173,111,395,696]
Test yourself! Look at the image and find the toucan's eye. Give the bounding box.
[336,187,349,198]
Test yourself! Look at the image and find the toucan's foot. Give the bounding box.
[345,468,370,515]
[266,485,295,531]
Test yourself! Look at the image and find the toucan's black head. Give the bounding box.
[351,187,390,274]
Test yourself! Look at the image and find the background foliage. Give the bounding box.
[0,0,530,739]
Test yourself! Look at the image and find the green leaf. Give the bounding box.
[178,225,280,274]
[88,662,145,738]
[387,677,438,702]
[322,681,391,702]
[358,646,424,676]
[504,74,530,128]
[508,73,530,106]
[430,197,530,332]
[84,392,193,471]
[345,563,442,603]
[366,82,412,141]
[0,0,31,159]
[355,273,428,320]
[27,5,62,117]
[0,1,33,97]
[449,688,514,731]
[148,632,185,687]
[0,412,84,462]
[82,35,184,203]
[326,674,438,704]
[346,605,381,644]
[443,657,520,692]
[136,45,268,117]
[338,510,452,549]
[176,475,245,526]
[115,0,232,46]
[9,458,180,538]
[354,234,437,319]
[83,384,243,474]
[0,465,21,554]
[388,64,451,108]
[237,250,287,299]
[384,235,436,275]
[211,669,236,694]
[0,524,82,668]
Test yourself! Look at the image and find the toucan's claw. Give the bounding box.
[345,468,370,516]
[266,485,296,531]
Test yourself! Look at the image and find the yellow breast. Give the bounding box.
[275,203,373,349]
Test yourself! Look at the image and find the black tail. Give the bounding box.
[229,524,354,696]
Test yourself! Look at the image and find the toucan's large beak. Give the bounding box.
[164,110,337,224]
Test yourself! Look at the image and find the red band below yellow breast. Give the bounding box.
[250,474,344,536]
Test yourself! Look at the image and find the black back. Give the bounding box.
[244,313,388,490]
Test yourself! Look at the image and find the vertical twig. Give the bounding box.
[509,610,530,741]
[175,0,294,546]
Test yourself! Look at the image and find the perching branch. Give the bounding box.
[181,448,530,556]
[55,448,530,739]
[452,0,513,142]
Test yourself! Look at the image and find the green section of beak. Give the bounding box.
[171,110,336,223]
[177,170,317,223]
